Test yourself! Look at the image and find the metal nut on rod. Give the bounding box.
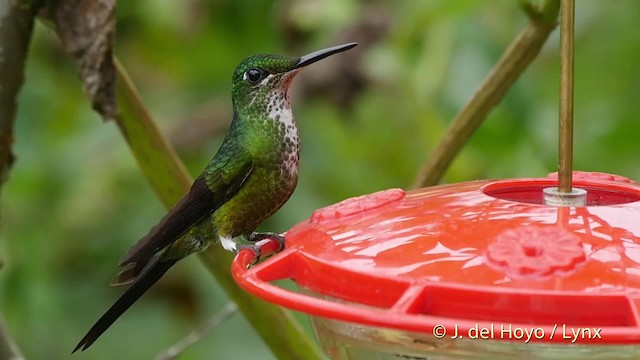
[543,186,587,207]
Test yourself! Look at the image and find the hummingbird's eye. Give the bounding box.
[245,68,265,84]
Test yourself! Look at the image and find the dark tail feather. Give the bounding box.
[72,257,179,353]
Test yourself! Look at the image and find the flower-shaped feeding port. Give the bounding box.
[310,188,406,224]
[486,226,586,277]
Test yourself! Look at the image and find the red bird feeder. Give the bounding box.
[233,172,640,359]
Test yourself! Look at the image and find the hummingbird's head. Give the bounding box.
[231,43,357,111]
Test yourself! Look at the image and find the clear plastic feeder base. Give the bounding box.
[311,317,640,360]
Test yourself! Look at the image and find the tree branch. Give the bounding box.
[0,0,39,186]
[155,302,238,360]
[412,0,560,188]
[0,1,41,359]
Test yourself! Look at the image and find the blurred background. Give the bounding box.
[2,0,640,358]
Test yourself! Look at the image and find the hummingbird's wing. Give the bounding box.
[119,146,254,267]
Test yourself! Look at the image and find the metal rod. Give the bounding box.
[558,0,575,193]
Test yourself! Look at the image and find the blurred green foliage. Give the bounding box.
[2,1,640,359]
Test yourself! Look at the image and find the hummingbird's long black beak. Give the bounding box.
[294,42,358,69]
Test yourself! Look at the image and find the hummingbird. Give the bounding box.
[73,42,357,352]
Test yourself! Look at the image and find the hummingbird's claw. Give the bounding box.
[237,232,286,265]
[247,232,286,252]
[235,243,263,265]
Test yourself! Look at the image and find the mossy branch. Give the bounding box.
[114,60,324,360]
[412,0,561,188]
[0,1,40,359]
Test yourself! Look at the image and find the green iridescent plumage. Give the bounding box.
[73,43,357,352]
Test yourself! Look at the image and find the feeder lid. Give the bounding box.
[232,172,640,344]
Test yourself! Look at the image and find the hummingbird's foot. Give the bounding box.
[235,243,263,265]
[247,232,286,252]
[237,233,285,264]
